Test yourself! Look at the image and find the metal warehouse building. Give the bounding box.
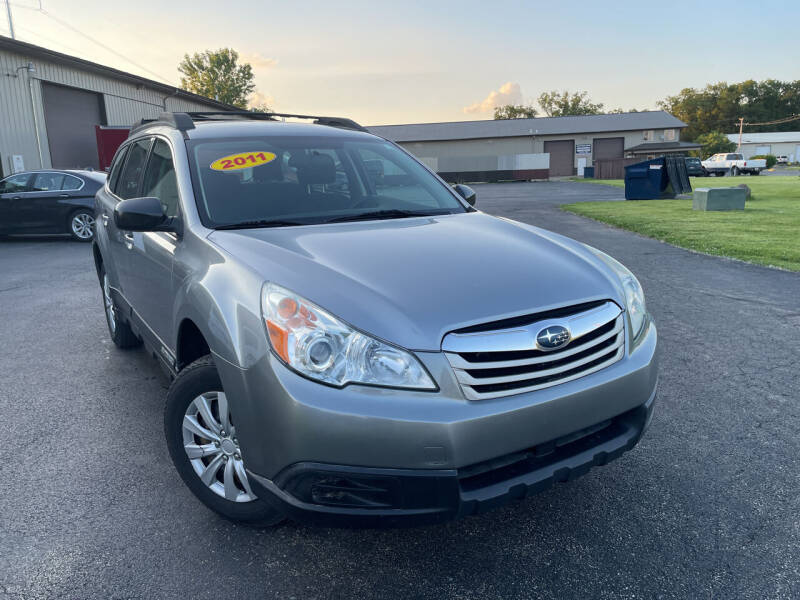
[725,132,800,162]
[0,36,235,177]
[369,111,699,181]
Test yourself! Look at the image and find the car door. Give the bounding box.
[22,172,70,232]
[104,137,152,304]
[0,173,34,233]
[94,145,130,295]
[117,137,179,350]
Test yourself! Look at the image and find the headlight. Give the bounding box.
[262,283,436,390]
[585,246,647,339]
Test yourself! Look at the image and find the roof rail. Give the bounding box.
[130,112,196,136]
[185,111,368,132]
[130,111,367,136]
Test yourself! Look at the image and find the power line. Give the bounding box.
[34,7,177,85]
[14,23,85,57]
[744,114,800,127]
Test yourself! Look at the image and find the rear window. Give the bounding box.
[186,135,466,228]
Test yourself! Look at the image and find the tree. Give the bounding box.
[694,131,736,158]
[493,104,537,119]
[537,90,604,117]
[178,48,256,108]
[658,79,800,140]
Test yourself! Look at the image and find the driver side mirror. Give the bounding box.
[453,184,476,206]
[114,196,177,233]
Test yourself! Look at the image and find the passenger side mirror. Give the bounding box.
[453,184,476,206]
[114,196,176,232]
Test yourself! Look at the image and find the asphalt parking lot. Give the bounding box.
[1,180,799,599]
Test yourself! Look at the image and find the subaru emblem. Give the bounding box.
[536,325,571,351]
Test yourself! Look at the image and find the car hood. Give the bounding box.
[208,212,625,351]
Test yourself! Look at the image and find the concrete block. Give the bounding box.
[693,187,746,211]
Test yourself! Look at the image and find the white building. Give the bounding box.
[725,131,800,162]
[0,35,236,176]
[369,111,698,181]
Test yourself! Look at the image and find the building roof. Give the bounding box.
[0,35,238,111]
[625,140,701,153]
[725,131,800,144]
[368,111,686,143]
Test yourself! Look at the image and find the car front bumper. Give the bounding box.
[215,320,658,527]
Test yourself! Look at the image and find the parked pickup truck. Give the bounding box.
[701,153,766,176]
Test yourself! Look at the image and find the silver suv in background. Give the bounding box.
[93,112,658,527]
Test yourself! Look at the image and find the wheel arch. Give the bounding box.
[176,318,211,371]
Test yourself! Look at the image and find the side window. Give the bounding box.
[108,145,129,194]
[0,173,33,193]
[141,139,180,218]
[32,173,66,192]
[62,175,83,191]
[117,138,152,200]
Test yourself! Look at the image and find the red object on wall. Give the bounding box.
[95,126,130,171]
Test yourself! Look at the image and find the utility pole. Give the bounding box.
[737,117,744,151]
[4,0,14,39]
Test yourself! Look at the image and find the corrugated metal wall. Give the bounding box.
[0,46,225,174]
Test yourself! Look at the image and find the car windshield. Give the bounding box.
[186,135,467,228]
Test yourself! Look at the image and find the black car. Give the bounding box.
[684,157,706,177]
[0,170,106,241]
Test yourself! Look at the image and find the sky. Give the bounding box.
[4,0,799,125]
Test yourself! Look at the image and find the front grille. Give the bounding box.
[443,301,625,400]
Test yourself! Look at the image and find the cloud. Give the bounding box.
[248,91,275,109]
[241,52,278,69]
[463,82,523,114]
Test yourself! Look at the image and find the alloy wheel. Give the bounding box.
[182,392,257,503]
[71,213,95,240]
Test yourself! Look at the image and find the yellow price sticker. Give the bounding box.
[210,151,277,171]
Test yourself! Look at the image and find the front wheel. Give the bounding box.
[69,209,95,242]
[164,355,284,527]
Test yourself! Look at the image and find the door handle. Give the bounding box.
[123,232,134,248]
[11,196,21,200]
[58,194,70,198]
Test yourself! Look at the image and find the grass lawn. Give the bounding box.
[562,176,800,271]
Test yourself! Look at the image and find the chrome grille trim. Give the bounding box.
[441,301,622,354]
[443,302,625,401]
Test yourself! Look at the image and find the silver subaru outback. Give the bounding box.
[93,111,658,527]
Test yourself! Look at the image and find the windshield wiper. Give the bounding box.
[323,209,451,224]
[214,219,306,230]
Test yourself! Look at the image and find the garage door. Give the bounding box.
[543,140,575,176]
[593,137,624,160]
[41,82,106,169]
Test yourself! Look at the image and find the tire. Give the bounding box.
[68,208,95,242]
[99,264,141,349]
[752,171,760,176]
[164,355,284,527]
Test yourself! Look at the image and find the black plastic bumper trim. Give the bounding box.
[247,386,657,528]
